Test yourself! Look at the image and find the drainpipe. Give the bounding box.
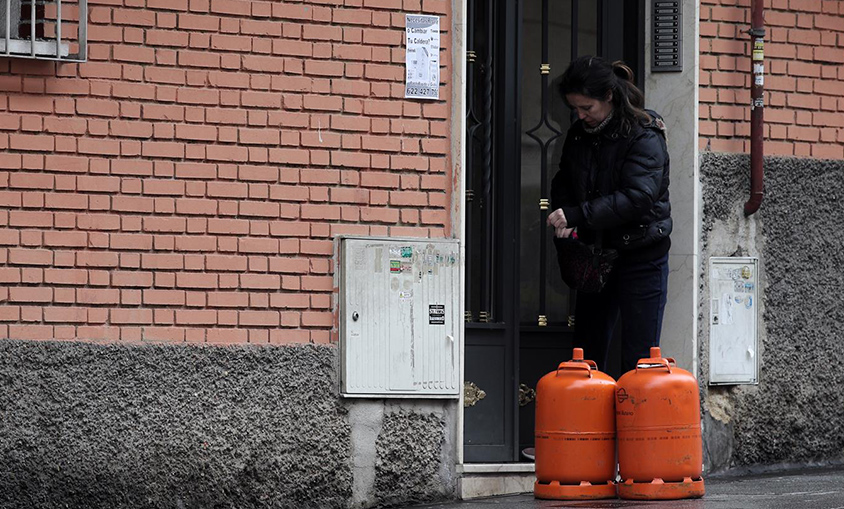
[744,0,765,216]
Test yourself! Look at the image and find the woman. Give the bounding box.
[547,55,672,375]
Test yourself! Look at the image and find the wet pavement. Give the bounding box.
[413,468,844,509]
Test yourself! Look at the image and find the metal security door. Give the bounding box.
[464,0,645,463]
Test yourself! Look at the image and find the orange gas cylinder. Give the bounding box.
[534,348,617,500]
[615,347,705,500]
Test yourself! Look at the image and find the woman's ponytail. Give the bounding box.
[611,61,634,82]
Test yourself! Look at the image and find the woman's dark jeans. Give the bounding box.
[574,252,669,375]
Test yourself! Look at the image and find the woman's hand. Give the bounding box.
[547,208,573,238]
[555,226,575,238]
[547,208,567,229]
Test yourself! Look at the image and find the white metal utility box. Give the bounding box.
[709,257,759,385]
[337,236,461,398]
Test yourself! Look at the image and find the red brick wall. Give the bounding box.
[0,0,453,344]
[699,0,844,158]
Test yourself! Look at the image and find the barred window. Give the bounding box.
[0,0,86,61]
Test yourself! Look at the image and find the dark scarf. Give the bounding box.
[583,109,615,135]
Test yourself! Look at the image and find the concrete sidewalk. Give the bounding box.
[413,468,844,509]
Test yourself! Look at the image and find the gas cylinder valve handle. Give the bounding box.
[634,358,673,373]
[556,362,593,379]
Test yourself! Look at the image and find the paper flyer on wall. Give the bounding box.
[405,14,440,100]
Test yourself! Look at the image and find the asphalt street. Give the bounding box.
[413,468,844,509]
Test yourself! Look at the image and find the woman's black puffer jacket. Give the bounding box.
[550,111,672,263]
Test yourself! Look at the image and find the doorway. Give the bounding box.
[463,0,646,463]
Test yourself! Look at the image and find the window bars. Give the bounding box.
[1,0,86,61]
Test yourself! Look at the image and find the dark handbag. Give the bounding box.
[553,234,618,293]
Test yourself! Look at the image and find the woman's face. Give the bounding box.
[566,92,613,127]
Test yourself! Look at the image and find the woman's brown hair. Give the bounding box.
[558,56,651,133]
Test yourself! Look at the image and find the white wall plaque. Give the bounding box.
[405,14,440,100]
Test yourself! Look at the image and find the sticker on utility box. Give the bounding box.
[428,304,445,325]
[389,246,414,258]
